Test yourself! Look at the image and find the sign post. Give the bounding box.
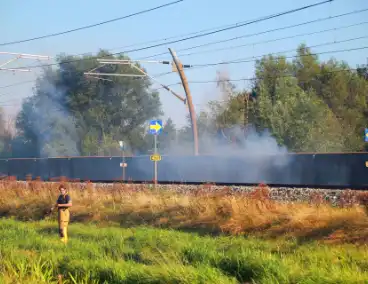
[149,120,163,185]
[154,134,158,185]
[365,129,368,168]
[119,141,127,182]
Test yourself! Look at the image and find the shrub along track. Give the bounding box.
[7,178,368,205]
[79,181,368,205]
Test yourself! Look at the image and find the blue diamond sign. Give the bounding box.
[149,120,163,135]
[365,128,368,142]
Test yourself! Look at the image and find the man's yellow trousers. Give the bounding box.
[58,209,69,243]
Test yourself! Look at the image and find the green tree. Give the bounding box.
[256,77,345,152]
[15,50,162,157]
[250,44,368,152]
[292,45,368,151]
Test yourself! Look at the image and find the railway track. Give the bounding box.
[6,177,367,191]
[70,180,367,190]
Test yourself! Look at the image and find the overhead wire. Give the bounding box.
[0,80,35,89]
[1,37,366,93]
[151,38,368,79]
[149,23,368,78]
[84,40,368,92]
[180,38,368,69]
[189,67,362,84]
[1,66,362,109]
[2,1,341,69]
[1,41,366,92]
[7,0,334,71]
[146,66,365,92]
[0,66,363,108]
[16,4,364,68]
[141,7,368,60]
[178,21,368,58]
[2,1,365,94]
[0,0,185,47]
[86,3,339,52]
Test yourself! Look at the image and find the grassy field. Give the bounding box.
[0,181,368,283]
[1,219,368,284]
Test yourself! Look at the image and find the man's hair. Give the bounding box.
[59,184,67,191]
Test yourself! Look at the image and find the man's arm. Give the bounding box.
[57,202,72,207]
[57,195,72,207]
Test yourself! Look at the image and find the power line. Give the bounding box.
[0,80,35,89]
[9,0,334,71]
[9,1,345,69]
[1,4,362,90]
[151,45,368,88]
[188,68,362,84]
[142,7,368,59]
[188,67,365,108]
[19,1,359,67]
[178,21,368,58]
[85,8,287,52]
[151,38,368,78]
[93,3,337,52]
[3,46,365,98]
[0,0,184,47]
[1,40,366,91]
[0,67,362,109]
[178,37,368,69]
[152,66,365,91]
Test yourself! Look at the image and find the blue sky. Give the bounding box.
[1,0,367,128]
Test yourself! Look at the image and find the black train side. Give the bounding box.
[0,153,367,188]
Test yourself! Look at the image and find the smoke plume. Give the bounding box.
[28,78,79,158]
[137,122,294,185]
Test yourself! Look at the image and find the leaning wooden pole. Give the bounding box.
[168,48,199,156]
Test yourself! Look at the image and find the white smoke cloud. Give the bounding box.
[136,121,294,184]
[28,78,80,158]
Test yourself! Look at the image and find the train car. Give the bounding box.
[0,152,367,188]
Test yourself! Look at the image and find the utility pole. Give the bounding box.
[168,48,199,156]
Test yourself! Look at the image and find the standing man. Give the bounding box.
[55,184,72,243]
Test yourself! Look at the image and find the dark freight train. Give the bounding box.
[0,153,367,188]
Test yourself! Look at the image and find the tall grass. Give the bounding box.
[0,180,367,243]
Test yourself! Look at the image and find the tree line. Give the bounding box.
[0,44,366,158]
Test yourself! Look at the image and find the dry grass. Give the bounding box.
[0,180,367,244]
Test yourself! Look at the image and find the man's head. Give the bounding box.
[59,184,67,195]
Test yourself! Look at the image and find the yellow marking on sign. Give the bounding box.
[150,154,161,162]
